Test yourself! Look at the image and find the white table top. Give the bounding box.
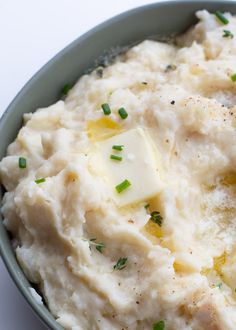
[0,0,163,329]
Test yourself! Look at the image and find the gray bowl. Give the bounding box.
[1,1,236,329]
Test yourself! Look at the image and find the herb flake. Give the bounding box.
[115,179,131,193]
[110,154,122,161]
[101,103,111,115]
[113,257,128,271]
[215,11,229,25]
[153,320,165,330]
[231,73,236,82]
[35,178,46,184]
[19,157,27,169]
[223,29,234,38]
[118,107,128,120]
[61,83,72,96]
[150,211,163,226]
[88,238,105,253]
[112,145,124,151]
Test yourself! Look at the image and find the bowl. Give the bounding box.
[1,1,236,329]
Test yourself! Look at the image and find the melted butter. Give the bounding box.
[220,172,236,187]
[173,262,191,273]
[87,118,122,141]
[65,172,78,184]
[213,251,227,275]
[200,267,211,276]
[144,219,163,238]
[200,252,227,278]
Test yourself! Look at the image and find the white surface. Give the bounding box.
[0,0,161,329]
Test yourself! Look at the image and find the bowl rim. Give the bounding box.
[1,1,236,329]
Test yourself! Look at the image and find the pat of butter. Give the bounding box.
[99,128,162,206]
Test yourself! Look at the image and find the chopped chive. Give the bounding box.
[118,107,128,120]
[231,73,236,82]
[153,320,165,330]
[18,157,27,169]
[61,83,72,96]
[113,257,128,271]
[35,178,46,184]
[144,203,150,209]
[112,145,124,151]
[115,179,131,193]
[216,282,222,289]
[150,211,163,226]
[223,29,234,38]
[101,103,111,115]
[142,81,148,85]
[215,11,229,25]
[110,154,122,161]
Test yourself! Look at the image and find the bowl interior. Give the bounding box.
[1,1,236,329]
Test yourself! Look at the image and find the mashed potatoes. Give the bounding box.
[1,10,236,330]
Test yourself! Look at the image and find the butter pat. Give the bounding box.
[99,128,162,206]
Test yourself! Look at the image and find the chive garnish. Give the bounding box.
[88,238,105,253]
[101,103,111,115]
[19,157,27,169]
[61,83,72,96]
[113,257,128,271]
[115,179,131,193]
[231,73,236,82]
[150,211,163,226]
[216,282,222,289]
[223,29,234,38]
[35,178,46,184]
[215,11,229,25]
[112,145,124,151]
[153,320,165,330]
[144,203,150,209]
[118,107,128,119]
[110,155,122,161]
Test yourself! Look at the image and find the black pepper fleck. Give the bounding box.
[171,100,175,105]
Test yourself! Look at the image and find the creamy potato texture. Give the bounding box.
[2,10,236,330]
